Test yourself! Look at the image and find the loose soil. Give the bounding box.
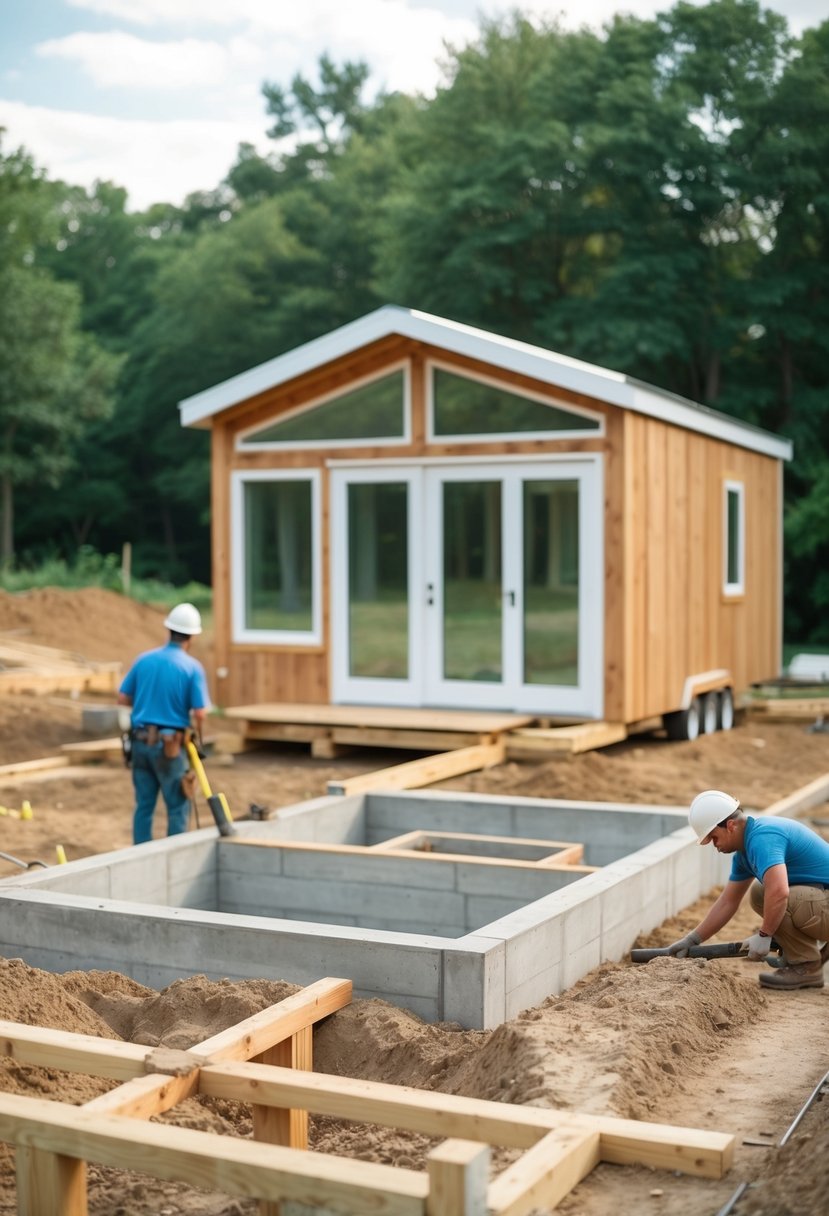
[0,587,827,1215]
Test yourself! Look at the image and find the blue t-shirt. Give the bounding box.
[119,643,210,730]
[730,816,829,887]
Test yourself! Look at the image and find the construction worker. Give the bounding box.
[118,602,211,845]
[667,790,829,990]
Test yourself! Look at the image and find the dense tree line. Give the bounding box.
[1,0,827,641]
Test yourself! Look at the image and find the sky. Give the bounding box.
[0,0,825,213]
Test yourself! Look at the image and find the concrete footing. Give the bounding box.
[0,789,727,1028]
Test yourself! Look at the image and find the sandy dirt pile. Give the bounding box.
[0,587,827,1213]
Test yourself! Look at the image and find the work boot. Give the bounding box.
[759,961,825,991]
[821,941,829,966]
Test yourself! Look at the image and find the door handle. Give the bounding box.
[426,583,434,606]
[505,590,516,607]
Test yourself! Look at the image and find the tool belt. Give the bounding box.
[132,726,185,758]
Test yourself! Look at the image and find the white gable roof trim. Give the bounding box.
[178,305,793,462]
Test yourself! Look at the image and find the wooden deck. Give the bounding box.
[223,702,536,757]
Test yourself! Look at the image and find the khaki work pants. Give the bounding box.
[750,880,829,965]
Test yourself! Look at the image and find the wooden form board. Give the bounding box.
[0,1006,735,1216]
[326,740,505,796]
[744,697,829,721]
[506,721,627,758]
[370,830,585,867]
[223,836,598,876]
[7,976,352,1216]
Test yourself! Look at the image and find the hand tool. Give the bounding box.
[184,737,235,836]
[631,939,781,963]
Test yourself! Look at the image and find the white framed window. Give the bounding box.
[236,362,410,450]
[723,479,745,596]
[231,469,322,644]
[426,360,604,443]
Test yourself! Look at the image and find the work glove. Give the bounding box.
[742,931,771,961]
[666,930,701,958]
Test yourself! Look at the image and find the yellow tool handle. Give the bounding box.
[185,739,213,799]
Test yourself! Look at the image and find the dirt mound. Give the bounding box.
[0,587,168,668]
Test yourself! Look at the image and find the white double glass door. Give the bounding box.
[330,460,603,716]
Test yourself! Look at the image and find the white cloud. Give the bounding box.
[36,31,233,90]
[0,99,270,209]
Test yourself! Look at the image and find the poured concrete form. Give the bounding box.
[0,790,727,1029]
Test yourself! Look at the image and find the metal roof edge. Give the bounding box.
[178,305,793,460]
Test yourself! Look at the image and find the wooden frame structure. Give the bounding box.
[0,976,734,1216]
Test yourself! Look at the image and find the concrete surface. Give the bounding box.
[0,790,727,1028]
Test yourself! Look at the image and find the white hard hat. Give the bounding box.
[689,789,739,843]
[164,602,202,636]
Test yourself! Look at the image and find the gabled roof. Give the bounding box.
[178,305,792,461]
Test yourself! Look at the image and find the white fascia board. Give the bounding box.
[178,304,793,462]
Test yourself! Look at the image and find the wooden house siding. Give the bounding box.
[620,413,781,724]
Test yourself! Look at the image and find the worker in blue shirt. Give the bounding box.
[667,790,829,990]
[118,602,211,845]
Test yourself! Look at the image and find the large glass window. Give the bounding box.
[241,478,315,634]
[442,481,503,682]
[347,482,409,679]
[523,480,579,686]
[241,370,406,445]
[724,480,745,595]
[432,367,600,438]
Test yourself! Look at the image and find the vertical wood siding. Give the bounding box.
[620,413,781,723]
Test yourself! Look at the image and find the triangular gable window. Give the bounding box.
[431,367,601,438]
[241,369,406,446]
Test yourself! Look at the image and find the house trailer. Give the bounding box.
[179,307,792,739]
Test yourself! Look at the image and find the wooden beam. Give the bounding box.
[426,1140,488,1216]
[326,741,505,797]
[506,721,627,758]
[16,1144,88,1216]
[745,697,829,720]
[196,977,352,1063]
[486,1128,600,1216]
[0,1093,430,1215]
[0,1020,147,1081]
[198,1063,735,1176]
[222,837,596,874]
[0,755,68,778]
[254,1027,313,1216]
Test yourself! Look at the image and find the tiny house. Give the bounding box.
[179,306,791,739]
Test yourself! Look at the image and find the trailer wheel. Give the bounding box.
[717,688,735,731]
[701,692,719,735]
[664,697,701,741]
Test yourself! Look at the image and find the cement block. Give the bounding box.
[81,705,121,734]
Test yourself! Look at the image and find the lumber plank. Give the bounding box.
[198,1064,735,1176]
[326,741,505,797]
[506,721,627,757]
[60,738,124,764]
[16,1144,88,1216]
[746,697,829,720]
[225,702,533,732]
[197,977,352,1062]
[0,1093,429,1214]
[254,1028,313,1216]
[426,1140,488,1216]
[0,1020,147,1080]
[0,755,68,778]
[82,1070,201,1119]
[223,837,597,874]
[486,1128,600,1216]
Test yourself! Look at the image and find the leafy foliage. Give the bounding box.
[4,2,829,643]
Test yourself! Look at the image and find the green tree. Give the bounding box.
[0,138,120,564]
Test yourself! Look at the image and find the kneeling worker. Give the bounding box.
[668,790,829,990]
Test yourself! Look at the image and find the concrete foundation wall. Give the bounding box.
[217,842,583,935]
[0,792,729,1029]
